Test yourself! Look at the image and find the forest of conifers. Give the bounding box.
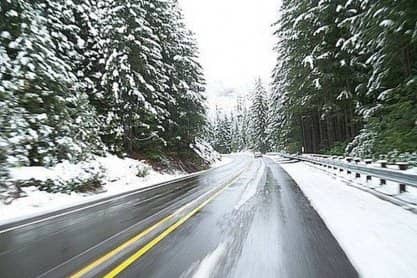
[1,0,417,193]
[210,0,417,162]
[271,0,417,158]
[0,0,206,181]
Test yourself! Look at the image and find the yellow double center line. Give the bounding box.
[104,183,232,277]
[71,168,244,278]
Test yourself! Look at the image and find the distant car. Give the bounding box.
[254,152,263,158]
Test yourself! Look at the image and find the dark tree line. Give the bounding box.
[270,0,417,158]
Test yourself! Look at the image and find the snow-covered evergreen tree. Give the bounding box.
[0,0,208,194]
[216,115,233,154]
[0,0,98,166]
[249,79,269,153]
[0,85,11,191]
[271,0,417,157]
[207,97,251,154]
[99,0,150,152]
[145,0,206,151]
[346,0,417,155]
[267,85,286,151]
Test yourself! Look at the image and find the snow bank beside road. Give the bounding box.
[0,154,232,226]
[280,161,417,278]
[191,139,221,163]
[211,155,232,168]
[0,154,182,225]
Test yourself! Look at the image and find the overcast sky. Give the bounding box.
[178,0,281,115]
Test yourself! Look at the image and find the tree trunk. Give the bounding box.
[310,113,317,153]
[326,116,334,148]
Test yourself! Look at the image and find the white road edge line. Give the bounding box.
[0,156,239,234]
[39,163,249,277]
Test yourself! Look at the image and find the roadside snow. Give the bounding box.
[0,154,232,226]
[0,154,183,225]
[211,155,232,168]
[280,161,417,278]
[191,139,221,163]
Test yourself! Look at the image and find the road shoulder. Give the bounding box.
[280,160,417,278]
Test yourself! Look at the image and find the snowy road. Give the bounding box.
[0,155,357,278]
[117,158,357,278]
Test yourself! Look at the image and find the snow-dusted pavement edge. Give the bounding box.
[279,160,417,278]
[0,155,233,227]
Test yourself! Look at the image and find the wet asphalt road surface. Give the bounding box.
[120,158,358,278]
[0,155,358,278]
[0,155,248,278]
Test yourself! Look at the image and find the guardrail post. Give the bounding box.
[331,156,337,170]
[339,156,344,174]
[346,157,353,175]
[330,156,337,175]
[378,160,387,185]
[318,158,323,167]
[397,162,409,193]
[354,158,361,178]
[364,159,372,182]
[327,158,332,169]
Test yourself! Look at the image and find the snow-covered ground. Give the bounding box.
[293,154,417,205]
[279,160,417,278]
[334,165,417,205]
[211,155,232,168]
[191,139,221,164]
[272,153,417,207]
[0,154,230,226]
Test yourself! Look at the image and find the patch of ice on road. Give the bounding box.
[280,161,417,278]
[191,242,227,278]
[234,159,266,210]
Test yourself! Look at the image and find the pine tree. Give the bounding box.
[70,0,108,155]
[271,0,361,154]
[233,96,251,151]
[0,86,11,191]
[43,0,105,159]
[146,0,206,152]
[271,0,417,157]
[0,0,208,192]
[346,0,417,155]
[217,115,232,154]
[249,79,269,153]
[210,108,232,154]
[0,0,96,166]
[267,87,285,151]
[271,0,315,153]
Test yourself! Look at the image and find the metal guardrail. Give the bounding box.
[282,154,417,192]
